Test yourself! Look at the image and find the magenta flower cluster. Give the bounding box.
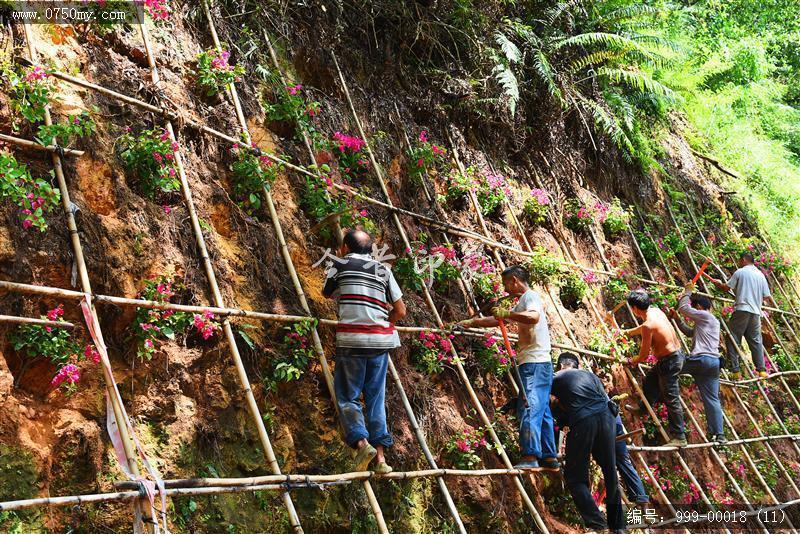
[333,131,366,153]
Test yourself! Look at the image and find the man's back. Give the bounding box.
[551,369,609,427]
[728,264,770,315]
[322,253,403,351]
[645,307,681,358]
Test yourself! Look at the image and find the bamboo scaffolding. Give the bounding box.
[0,314,74,329]
[624,203,796,513]
[19,23,158,533]
[201,7,392,531]
[330,52,551,533]
[0,133,85,156]
[631,202,800,506]
[134,17,304,532]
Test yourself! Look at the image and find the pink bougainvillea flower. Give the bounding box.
[22,219,33,229]
[419,130,428,143]
[46,305,64,322]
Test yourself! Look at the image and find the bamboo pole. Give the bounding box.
[0,314,74,329]
[331,52,550,533]
[135,17,304,532]
[0,133,85,156]
[19,23,158,533]
[202,7,392,531]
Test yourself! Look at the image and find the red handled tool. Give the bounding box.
[692,258,712,284]
[499,318,529,408]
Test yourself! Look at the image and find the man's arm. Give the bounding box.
[621,324,644,338]
[630,324,653,365]
[388,298,406,324]
[322,273,338,299]
[465,316,500,328]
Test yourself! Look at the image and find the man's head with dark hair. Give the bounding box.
[690,293,712,311]
[627,290,651,317]
[343,229,373,255]
[739,252,754,266]
[501,265,530,296]
[556,352,580,371]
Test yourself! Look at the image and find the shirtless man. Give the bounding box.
[620,290,687,446]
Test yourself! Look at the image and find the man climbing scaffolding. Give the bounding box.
[457,265,559,470]
[551,352,626,533]
[322,229,406,474]
[618,290,687,447]
[669,283,727,444]
[708,252,774,378]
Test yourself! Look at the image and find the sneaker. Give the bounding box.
[728,371,742,380]
[373,461,393,474]
[514,459,540,470]
[540,457,561,469]
[711,434,728,445]
[667,437,688,447]
[353,443,377,472]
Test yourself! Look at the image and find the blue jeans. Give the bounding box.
[334,352,393,448]
[682,354,724,436]
[615,416,649,503]
[517,362,557,459]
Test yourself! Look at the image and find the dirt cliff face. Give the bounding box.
[1,4,799,533]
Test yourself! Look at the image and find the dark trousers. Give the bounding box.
[615,416,649,503]
[333,352,393,448]
[565,410,625,530]
[642,352,686,439]
[725,310,765,372]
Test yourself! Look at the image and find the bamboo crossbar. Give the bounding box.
[0,482,343,513]
[32,62,800,321]
[628,433,800,451]
[0,133,85,157]
[0,314,74,329]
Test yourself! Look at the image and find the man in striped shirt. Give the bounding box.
[323,229,406,474]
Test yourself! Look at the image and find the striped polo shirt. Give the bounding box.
[322,253,403,354]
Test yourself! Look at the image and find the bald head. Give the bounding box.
[344,229,373,254]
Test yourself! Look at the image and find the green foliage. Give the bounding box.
[263,83,321,141]
[472,333,512,377]
[393,255,425,292]
[444,427,492,469]
[558,272,590,307]
[563,198,594,232]
[411,330,457,375]
[2,65,52,126]
[229,143,284,215]
[471,271,502,302]
[0,151,61,231]
[265,321,317,391]
[10,305,79,367]
[522,188,550,226]
[603,276,629,307]
[195,49,244,97]
[406,130,448,185]
[444,167,511,216]
[118,127,181,199]
[36,111,95,148]
[600,199,631,238]
[523,246,561,286]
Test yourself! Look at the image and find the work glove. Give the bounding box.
[491,307,511,319]
[455,318,473,328]
[684,282,696,293]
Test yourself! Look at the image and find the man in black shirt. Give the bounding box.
[551,353,625,532]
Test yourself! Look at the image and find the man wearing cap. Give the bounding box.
[551,352,625,533]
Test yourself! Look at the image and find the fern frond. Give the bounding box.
[575,94,635,158]
[597,67,679,102]
[598,5,657,26]
[495,31,522,64]
[567,50,627,73]
[546,0,583,26]
[602,90,636,131]
[493,63,520,116]
[532,49,565,106]
[555,32,644,52]
[628,34,682,54]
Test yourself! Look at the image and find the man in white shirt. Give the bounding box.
[459,265,558,470]
[709,252,774,378]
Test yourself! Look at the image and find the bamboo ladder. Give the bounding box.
[330,51,551,532]
[18,23,159,533]
[198,4,392,530]
[132,15,305,531]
